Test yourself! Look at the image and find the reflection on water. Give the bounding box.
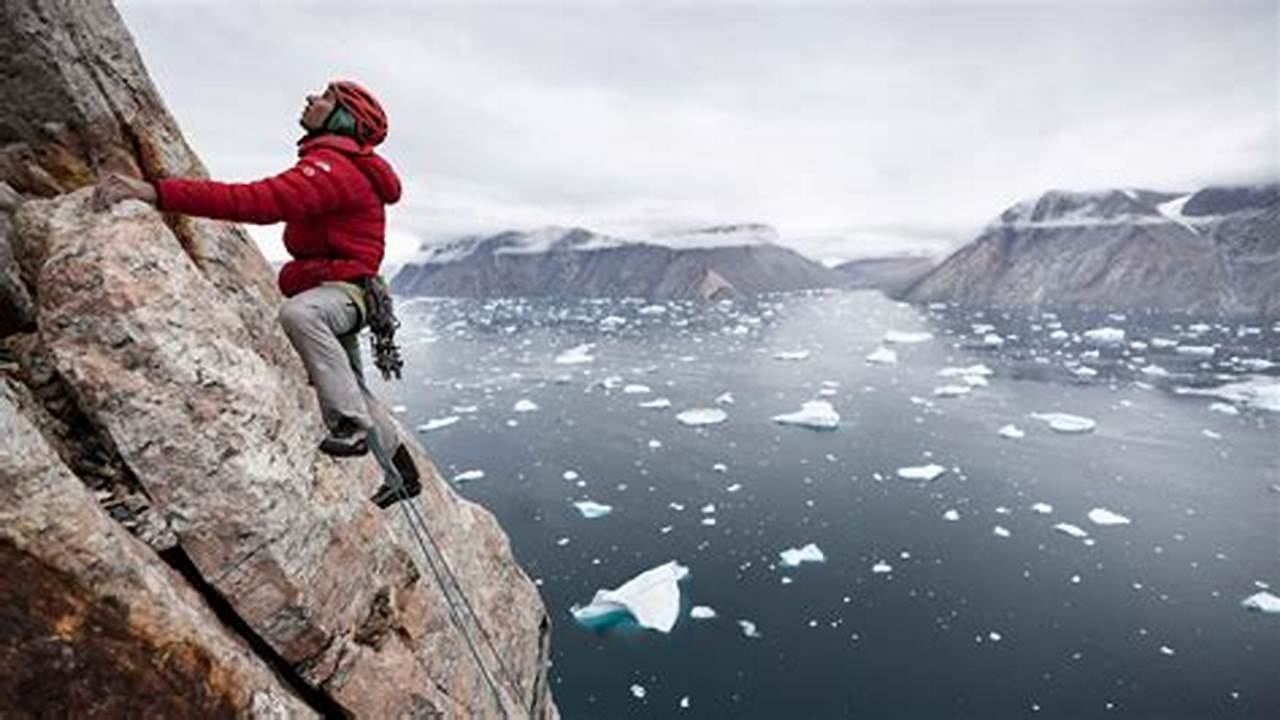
[367,290,1279,719]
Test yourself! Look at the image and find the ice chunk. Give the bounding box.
[574,500,614,519]
[638,304,667,315]
[639,397,673,409]
[563,470,580,481]
[514,399,539,412]
[1054,523,1089,538]
[680,696,691,709]
[715,392,735,405]
[570,560,690,633]
[865,347,898,365]
[993,525,1011,538]
[1176,345,1215,357]
[1241,591,1280,613]
[779,543,826,567]
[884,330,933,344]
[1088,508,1131,526]
[1084,327,1126,346]
[1029,412,1097,434]
[981,333,1005,347]
[555,343,596,364]
[690,606,718,620]
[896,463,947,482]
[417,415,461,432]
[872,561,893,574]
[772,401,840,430]
[933,385,971,398]
[998,424,1026,439]
[630,684,646,699]
[1141,364,1170,377]
[1208,402,1240,416]
[1159,645,1175,656]
[774,350,811,361]
[943,509,961,521]
[938,364,994,378]
[453,469,485,483]
[623,384,652,395]
[1175,377,1280,413]
[1031,502,1053,514]
[676,408,728,426]
[738,619,763,638]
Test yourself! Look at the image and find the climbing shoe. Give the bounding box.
[319,417,369,457]
[372,444,422,508]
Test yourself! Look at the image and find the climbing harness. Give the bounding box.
[348,353,529,718]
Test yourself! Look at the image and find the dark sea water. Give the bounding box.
[366,290,1279,719]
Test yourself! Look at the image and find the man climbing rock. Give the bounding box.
[94,80,420,507]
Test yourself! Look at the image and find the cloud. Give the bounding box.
[119,0,1277,263]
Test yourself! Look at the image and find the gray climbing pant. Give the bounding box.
[278,282,393,449]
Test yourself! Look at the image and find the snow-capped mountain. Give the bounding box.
[390,224,840,300]
[900,184,1280,315]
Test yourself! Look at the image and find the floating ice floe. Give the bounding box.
[1054,523,1089,539]
[1150,337,1178,349]
[514,399,539,413]
[738,619,763,638]
[391,404,407,414]
[938,364,993,378]
[555,343,596,364]
[690,606,718,620]
[993,526,1011,538]
[1084,327,1126,346]
[563,470,580,481]
[570,560,690,633]
[779,543,826,567]
[630,684,646,699]
[1141,364,1170,377]
[1241,591,1280,613]
[1031,502,1053,514]
[639,397,673,409]
[1208,402,1240,416]
[715,392,735,405]
[943,509,961,521]
[865,347,898,365]
[998,424,1026,439]
[623,384,652,395]
[1029,412,1097,434]
[897,463,947,482]
[981,333,1005,347]
[774,350,811,361]
[574,500,614,519]
[1087,508,1131,526]
[638,304,667,315]
[453,470,485,483]
[1176,345,1216,357]
[934,385,971,398]
[871,561,893,574]
[1175,377,1280,413]
[884,329,934,344]
[417,416,461,432]
[771,401,840,430]
[676,408,728,426]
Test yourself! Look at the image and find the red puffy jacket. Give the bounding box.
[155,135,402,297]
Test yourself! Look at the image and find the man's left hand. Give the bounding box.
[92,172,157,211]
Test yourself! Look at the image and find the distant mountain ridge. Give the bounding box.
[391,224,842,301]
[900,183,1280,316]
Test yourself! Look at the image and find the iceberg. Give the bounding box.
[623,384,652,395]
[676,408,728,426]
[896,463,947,482]
[690,605,718,620]
[871,561,893,574]
[737,619,763,638]
[771,401,840,430]
[884,330,933,344]
[417,415,460,432]
[555,343,596,364]
[1083,327,1126,346]
[1087,507,1131,526]
[513,399,539,412]
[574,500,614,519]
[779,543,826,567]
[1054,523,1089,538]
[1175,377,1280,413]
[453,469,485,483]
[1241,591,1280,614]
[943,509,961,521]
[570,560,690,633]
[1029,412,1097,434]
[638,397,672,409]
[630,684,646,699]
[998,424,1025,439]
[865,347,898,365]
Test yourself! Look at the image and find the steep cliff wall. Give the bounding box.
[0,2,556,717]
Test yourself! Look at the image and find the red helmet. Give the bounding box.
[328,80,388,146]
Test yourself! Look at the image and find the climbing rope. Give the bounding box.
[350,356,530,719]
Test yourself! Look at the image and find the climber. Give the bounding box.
[93,80,420,507]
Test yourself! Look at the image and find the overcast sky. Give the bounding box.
[117,0,1277,264]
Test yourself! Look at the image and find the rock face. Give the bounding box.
[0,2,557,718]
[391,224,840,300]
[900,185,1280,316]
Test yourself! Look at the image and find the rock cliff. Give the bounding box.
[0,2,557,717]
[391,225,840,301]
[899,185,1280,316]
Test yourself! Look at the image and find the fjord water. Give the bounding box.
[367,290,1278,719]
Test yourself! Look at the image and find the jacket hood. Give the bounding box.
[299,134,402,204]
